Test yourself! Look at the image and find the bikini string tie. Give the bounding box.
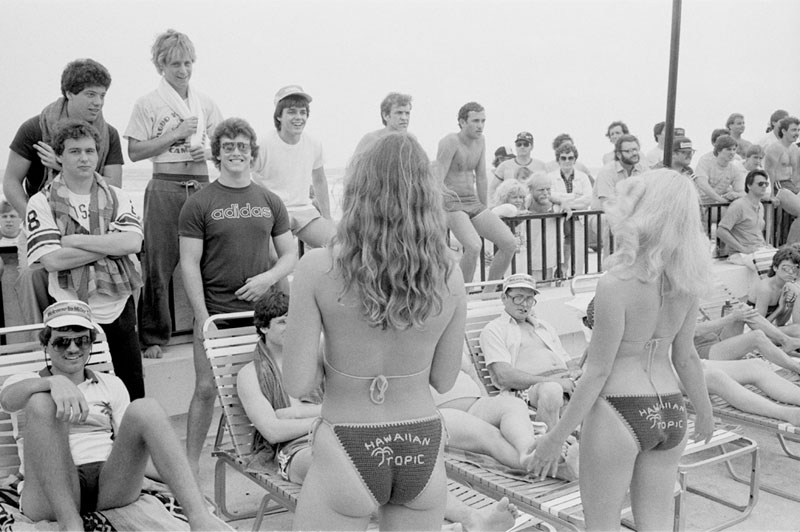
[369,375,389,404]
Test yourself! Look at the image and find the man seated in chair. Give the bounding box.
[0,301,220,530]
[238,288,520,532]
[480,273,581,430]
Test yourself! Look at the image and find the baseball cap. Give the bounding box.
[273,85,313,106]
[672,137,693,152]
[502,273,540,294]
[43,300,95,329]
[494,146,513,158]
[515,132,534,144]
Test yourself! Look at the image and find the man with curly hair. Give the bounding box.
[179,116,295,473]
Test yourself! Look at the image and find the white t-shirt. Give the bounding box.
[252,131,324,210]
[1,371,129,475]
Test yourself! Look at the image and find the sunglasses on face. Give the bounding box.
[220,142,252,154]
[754,181,769,188]
[515,141,531,148]
[779,264,799,274]
[50,335,92,352]
[559,155,576,161]
[509,295,537,306]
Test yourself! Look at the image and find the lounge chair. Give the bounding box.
[0,323,204,530]
[203,311,554,531]
[454,280,760,532]
[697,277,800,502]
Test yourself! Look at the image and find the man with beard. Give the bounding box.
[591,134,649,210]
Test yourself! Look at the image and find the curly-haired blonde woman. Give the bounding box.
[284,133,466,530]
[531,169,714,531]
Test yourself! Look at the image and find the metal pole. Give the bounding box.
[662,0,682,168]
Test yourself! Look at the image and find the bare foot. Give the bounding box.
[143,345,163,359]
[463,497,518,532]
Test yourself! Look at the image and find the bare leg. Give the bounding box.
[708,329,800,373]
[467,395,539,468]
[629,435,687,531]
[98,398,221,530]
[186,331,217,474]
[579,399,639,531]
[528,382,564,433]
[296,217,336,248]
[439,408,523,469]
[472,211,517,290]
[18,393,83,529]
[447,211,481,285]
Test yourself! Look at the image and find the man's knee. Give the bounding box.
[460,237,483,257]
[193,379,217,402]
[121,398,168,427]
[24,392,58,421]
[747,329,771,348]
[532,382,565,410]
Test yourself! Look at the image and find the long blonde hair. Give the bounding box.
[337,133,453,330]
[604,169,711,295]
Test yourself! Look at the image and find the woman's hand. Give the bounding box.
[529,433,563,480]
[692,411,714,444]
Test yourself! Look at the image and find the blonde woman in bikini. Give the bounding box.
[530,169,714,531]
[284,133,466,530]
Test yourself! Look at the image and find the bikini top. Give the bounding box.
[323,350,431,405]
[746,299,779,316]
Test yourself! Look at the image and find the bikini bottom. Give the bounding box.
[315,415,443,506]
[602,393,687,452]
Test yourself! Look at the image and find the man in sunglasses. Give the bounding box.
[717,169,773,261]
[480,274,581,430]
[489,131,547,200]
[179,117,295,473]
[24,120,144,400]
[0,301,221,530]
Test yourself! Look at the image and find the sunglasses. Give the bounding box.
[754,181,770,188]
[221,142,252,154]
[515,141,531,148]
[509,295,537,306]
[559,155,576,161]
[50,335,92,352]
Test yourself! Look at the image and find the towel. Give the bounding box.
[156,77,206,148]
[38,98,110,188]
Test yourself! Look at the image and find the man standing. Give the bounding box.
[125,29,223,360]
[764,116,800,191]
[437,102,517,289]
[3,59,124,326]
[0,300,220,530]
[726,113,752,159]
[352,92,413,157]
[480,274,581,430]
[25,121,144,400]
[591,134,649,210]
[252,86,335,249]
[179,117,296,472]
[489,131,547,199]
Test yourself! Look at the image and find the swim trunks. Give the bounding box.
[315,415,443,506]
[602,393,687,451]
[443,192,487,219]
[78,461,105,514]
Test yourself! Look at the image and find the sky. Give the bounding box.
[1,0,798,172]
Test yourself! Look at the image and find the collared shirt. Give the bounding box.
[480,310,572,391]
[591,160,649,209]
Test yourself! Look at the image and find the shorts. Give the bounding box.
[443,193,487,219]
[78,461,104,513]
[276,435,311,481]
[288,205,322,234]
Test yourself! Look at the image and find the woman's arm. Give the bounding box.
[671,297,714,443]
[530,275,623,478]
[429,270,467,393]
[283,252,325,398]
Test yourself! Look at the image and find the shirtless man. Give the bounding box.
[352,92,412,158]
[437,102,516,289]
